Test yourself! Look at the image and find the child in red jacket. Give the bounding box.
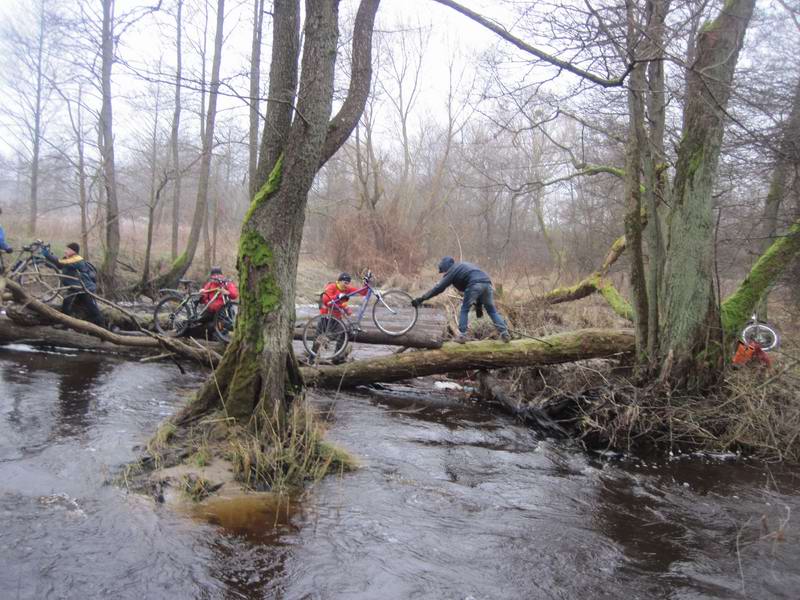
[200,266,239,316]
[319,272,366,318]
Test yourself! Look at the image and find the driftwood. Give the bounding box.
[477,371,570,437]
[300,328,634,388]
[1,278,222,366]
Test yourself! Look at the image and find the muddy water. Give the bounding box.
[1,344,799,599]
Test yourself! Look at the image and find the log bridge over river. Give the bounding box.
[0,278,635,388]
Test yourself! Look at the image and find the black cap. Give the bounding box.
[210,266,223,276]
[67,242,80,254]
[337,272,351,282]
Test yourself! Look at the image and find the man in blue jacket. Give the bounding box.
[411,256,511,343]
[43,242,106,328]
[0,207,13,255]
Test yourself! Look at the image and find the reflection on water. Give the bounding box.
[1,344,800,599]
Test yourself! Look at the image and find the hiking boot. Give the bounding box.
[454,332,468,344]
[500,331,512,343]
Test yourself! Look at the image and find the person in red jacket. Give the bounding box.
[319,272,366,319]
[199,266,239,317]
[312,272,367,362]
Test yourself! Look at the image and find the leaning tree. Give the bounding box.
[179,0,381,424]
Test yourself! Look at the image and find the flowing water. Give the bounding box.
[1,343,799,599]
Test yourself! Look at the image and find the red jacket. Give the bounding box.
[320,282,366,317]
[200,275,239,313]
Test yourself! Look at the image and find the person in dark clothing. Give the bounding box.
[411,256,511,343]
[42,242,106,328]
[0,207,13,255]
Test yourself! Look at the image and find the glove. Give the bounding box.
[336,293,348,301]
[4,247,11,254]
[411,297,423,308]
[475,303,484,318]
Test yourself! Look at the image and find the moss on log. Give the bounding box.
[301,328,634,388]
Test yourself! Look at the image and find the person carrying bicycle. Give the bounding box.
[311,272,368,362]
[319,272,367,319]
[42,242,106,328]
[412,256,511,343]
[199,266,239,318]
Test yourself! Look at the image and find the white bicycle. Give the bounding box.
[740,313,780,352]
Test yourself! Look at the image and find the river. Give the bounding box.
[1,343,799,599]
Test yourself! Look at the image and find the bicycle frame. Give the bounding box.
[175,287,229,324]
[326,281,380,330]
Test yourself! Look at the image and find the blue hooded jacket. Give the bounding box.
[419,257,492,300]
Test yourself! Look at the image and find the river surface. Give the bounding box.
[1,343,799,599]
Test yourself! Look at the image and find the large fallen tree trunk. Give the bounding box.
[292,306,447,349]
[1,278,222,366]
[300,328,634,388]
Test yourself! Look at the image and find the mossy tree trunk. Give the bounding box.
[642,0,669,360]
[182,0,381,425]
[623,1,649,365]
[658,0,755,389]
[756,77,800,319]
[721,218,800,338]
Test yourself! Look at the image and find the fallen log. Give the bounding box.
[291,307,447,349]
[1,278,222,366]
[300,328,634,388]
[476,371,569,437]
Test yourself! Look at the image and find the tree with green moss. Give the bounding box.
[657,0,756,388]
[179,0,381,425]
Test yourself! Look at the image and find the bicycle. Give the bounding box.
[301,270,418,363]
[152,284,238,343]
[741,313,780,352]
[157,278,198,298]
[0,240,63,303]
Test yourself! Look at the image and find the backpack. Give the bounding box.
[84,260,98,283]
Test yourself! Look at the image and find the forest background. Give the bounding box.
[0,0,797,325]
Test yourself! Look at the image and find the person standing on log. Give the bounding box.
[42,242,106,328]
[412,256,511,343]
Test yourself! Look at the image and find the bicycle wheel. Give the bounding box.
[302,315,349,362]
[153,295,192,336]
[372,289,418,336]
[13,258,62,303]
[212,302,238,343]
[741,322,780,352]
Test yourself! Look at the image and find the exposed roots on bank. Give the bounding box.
[119,399,357,504]
[484,359,800,463]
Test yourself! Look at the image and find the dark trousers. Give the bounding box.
[460,282,507,335]
[63,291,106,328]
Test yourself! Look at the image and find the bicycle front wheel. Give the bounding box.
[212,302,238,343]
[372,289,418,336]
[13,259,62,303]
[302,315,349,363]
[153,295,192,336]
[741,322,780,352]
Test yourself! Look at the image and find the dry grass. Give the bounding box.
[227,400,357,494]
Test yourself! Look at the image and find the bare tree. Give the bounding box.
[247,0,265,197]
[154,0,225,289]
[1,0,61,236]
[170,0,183,261]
